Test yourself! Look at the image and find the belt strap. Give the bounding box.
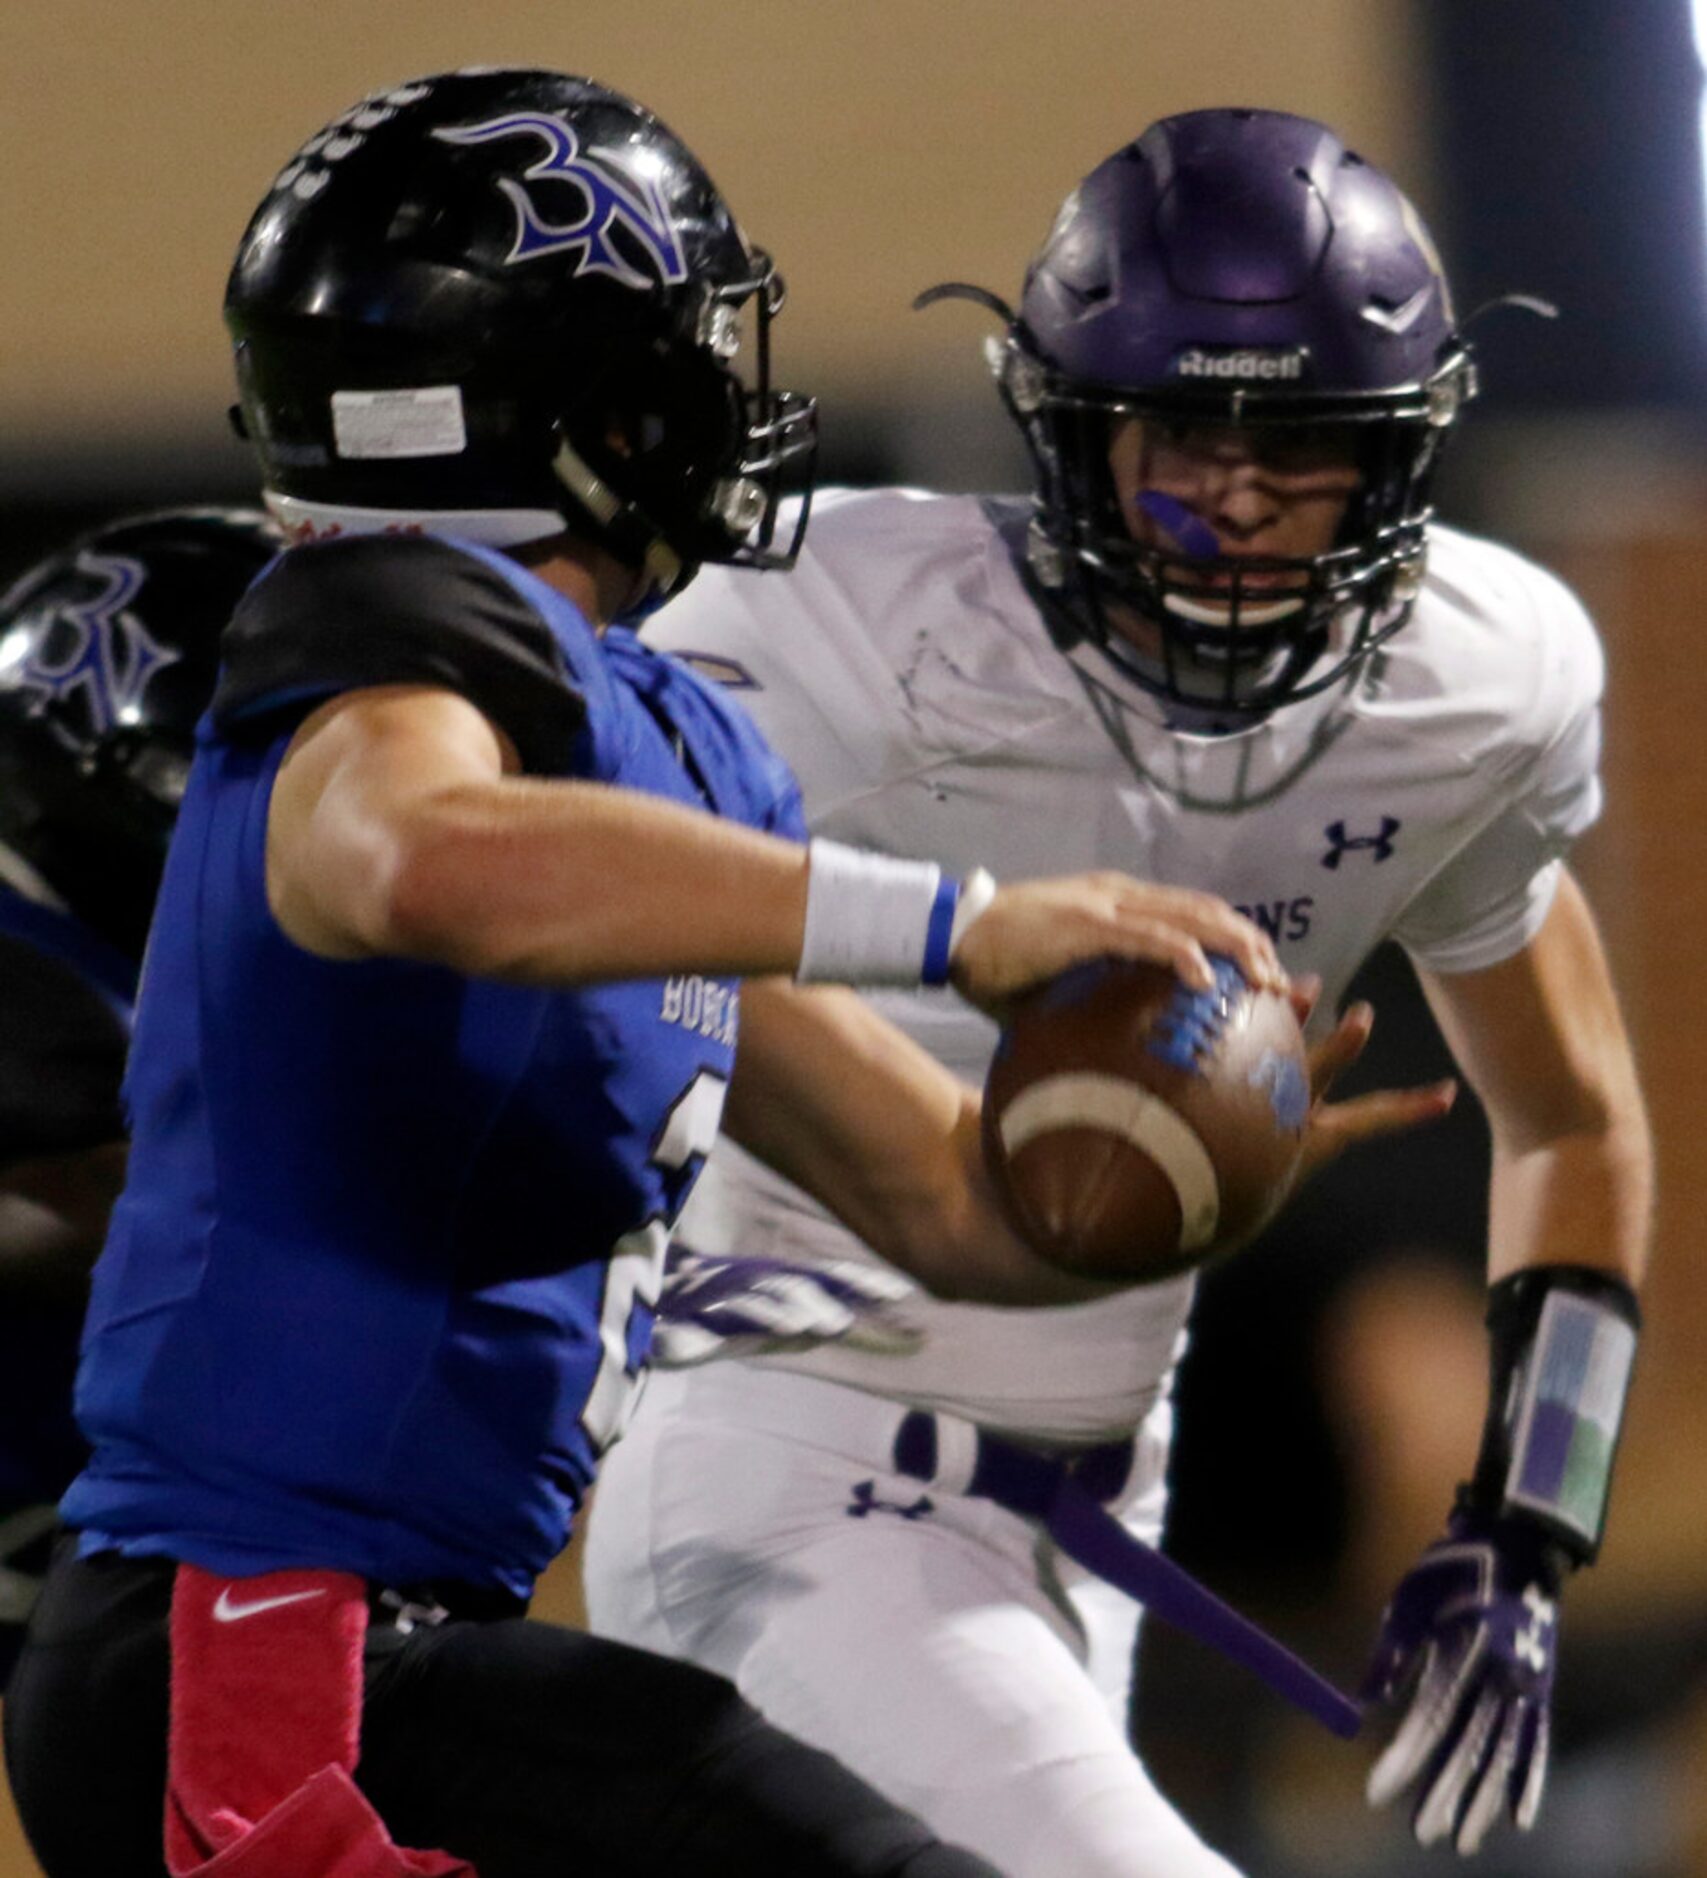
[894,1411,1361,1740]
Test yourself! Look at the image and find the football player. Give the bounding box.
[0,75,1410,1878]
[583,109,1653,1874]
[0,508,282,1690]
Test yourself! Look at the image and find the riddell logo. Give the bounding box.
[1173,347,1308,382]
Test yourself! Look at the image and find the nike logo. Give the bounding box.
[212,1585,327,1623]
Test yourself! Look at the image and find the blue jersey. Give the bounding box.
[0,884,135,1512]
[64,536,805,1597]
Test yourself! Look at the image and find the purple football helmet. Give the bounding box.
[996,108,1474,715]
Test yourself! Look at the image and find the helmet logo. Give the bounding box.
[0,553,177,735]
[1360,285,1435,336]
[1174,347,1309,382]
[435,112,688,288]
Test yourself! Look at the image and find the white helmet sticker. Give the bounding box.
[331,386,469,460]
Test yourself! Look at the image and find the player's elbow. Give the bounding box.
[356,812,506,973]
[1489,1050,1650,1160]
[885,1149,1113,1307]
[848,1164,997,1304]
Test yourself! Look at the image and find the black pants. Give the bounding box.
[3,1544,1003,1878]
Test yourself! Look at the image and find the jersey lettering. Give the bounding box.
[579,1068,728,1453]
[1235,896,1314,943]
[661,975,740,1047]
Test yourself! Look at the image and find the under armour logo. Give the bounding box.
[1,552,176,736]
[1321,815,1401,869]
[847,1480,934,1521]
[1514,1584,1556,1673]
[434,112,687,288]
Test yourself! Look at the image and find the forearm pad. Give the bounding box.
[1461,1264,1641,1568]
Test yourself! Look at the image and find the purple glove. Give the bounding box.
[1363,1511,1563,1856]
[649,1248,923,1367]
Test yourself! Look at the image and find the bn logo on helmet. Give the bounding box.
[0,553,177,737]
[435,112,688,289]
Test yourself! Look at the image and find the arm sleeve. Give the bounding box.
[211,536,586,776]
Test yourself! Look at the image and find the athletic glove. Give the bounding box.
[1364,1265,1638,1856]
[1363,1509,1561,1854]
[650,1248,923,1367]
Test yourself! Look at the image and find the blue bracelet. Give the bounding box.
[919,874,962,987]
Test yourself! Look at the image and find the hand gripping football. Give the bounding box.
[982,956,1309,1283]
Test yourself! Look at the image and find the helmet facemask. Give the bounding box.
[1004,338,1474,717]
[938,108,1482,719]
[546,253,817,609]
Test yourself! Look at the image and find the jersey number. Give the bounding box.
[579,1069,727,1452]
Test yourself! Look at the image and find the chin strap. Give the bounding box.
[549,437,685,607]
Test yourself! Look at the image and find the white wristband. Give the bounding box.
[797,838,962,987]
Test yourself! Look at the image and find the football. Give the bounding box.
[982,956,1310,1284]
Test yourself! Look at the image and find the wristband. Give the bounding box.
[1464,1265,1640,1566]
[920,873,962,986]
[797,839,980,988]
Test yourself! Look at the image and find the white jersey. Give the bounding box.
[648,487,1604,1440]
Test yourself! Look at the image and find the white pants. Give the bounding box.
[584,1363,1242,1878]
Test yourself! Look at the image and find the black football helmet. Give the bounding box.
[951,109,1476,716]
[0,508,282,961]
[224,70,817,608]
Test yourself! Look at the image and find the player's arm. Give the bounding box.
[1418,867,1652,1292]
[1364,868,1651,1852]
[267,683,815,982]
[720,974,1449,1306]
[266,683,1286,993]
[0,1142,129,1306]
[722,976,1121,1306]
